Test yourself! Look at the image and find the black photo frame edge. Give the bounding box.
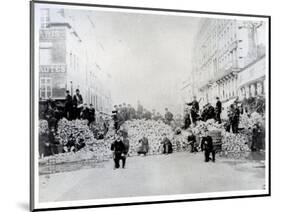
[29,0,271,211]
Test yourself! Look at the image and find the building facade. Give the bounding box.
[191,18,266,111]
[38,8,112,114]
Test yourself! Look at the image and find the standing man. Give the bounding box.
[234,104,240,133]
[186,96,200,125]
[251,123,262,151]
[187,130,198,153]
[112,105,119,132]
[88,104,96,126]
[143,109,152,120]
[137,100,144,119]
[65,90,73,120]
[201,130,215,162]
[121,103,129,121]
[73,89,83,119]
[128,104,136,120]
[122,136,130,167]
[164,108,174,125]
[230,104,240,133]
[111,134,126,169]
[183,108,191,129]
[215,97,222,124]
[81,103,90,121]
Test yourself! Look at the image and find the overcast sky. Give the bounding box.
[37,5,201,114]
[84,10,200,114]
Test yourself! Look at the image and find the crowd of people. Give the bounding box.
[39,89,109,158]
[182,96,242,135]
[111,101,171,132]
[41,89,97,130]
[40,89,263,167]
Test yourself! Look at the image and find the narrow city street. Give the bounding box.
[39,152,265,202]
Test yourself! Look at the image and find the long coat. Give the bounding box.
[201,136,213,151]
[73,94,83,107]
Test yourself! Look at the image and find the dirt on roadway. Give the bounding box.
[39,152,265,202]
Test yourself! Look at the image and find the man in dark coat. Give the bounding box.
[186,96,200,124]
[143,109,152,120]
[111,135,126,169]
[81,103,90,120]
[137,100,144,119]
[121,103,129,121]
[65,90,73,120]
[73,89,83,119]
[112,105,119,132]
[128,104,136,120]
[183,110,191,129]
[201,131,215,162]
[162,136,173,154]
[39,131,50,158]
[207,104,216,120]
[201,104,209,122]
[137,136,149,156]
[251,123,262,151]
[229,104,240,133]
[88,104,96,126]
[49,127,60,155]
[164,108,173,125]
[187,131,197,153]
[215,97,222,123]
[121,131,130,166]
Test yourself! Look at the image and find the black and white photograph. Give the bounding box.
[30,1,270,211]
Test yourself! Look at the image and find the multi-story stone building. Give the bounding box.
[38,8,112,114]
[191,18,266,112]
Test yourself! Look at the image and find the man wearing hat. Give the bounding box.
[73,89,83,119]
[111,134,126,169]
[186,96,200,125]
[201,130,215,162]
[65,90,73,120]
[215,97,222,124]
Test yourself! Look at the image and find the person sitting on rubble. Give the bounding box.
[187,130,198,153]
[137,135,149,156]
[49,127,60,155]
[162,135,173,154]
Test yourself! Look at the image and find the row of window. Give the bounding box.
[40,9,50,29]
[196,21,237,70]
[39,77,111,113]
[40,77,52,99]
[217,48,236,71]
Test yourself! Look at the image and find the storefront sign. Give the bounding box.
[39,28,66,41]
[39,64,66,73]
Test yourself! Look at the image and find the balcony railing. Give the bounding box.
[40,64,67,73]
